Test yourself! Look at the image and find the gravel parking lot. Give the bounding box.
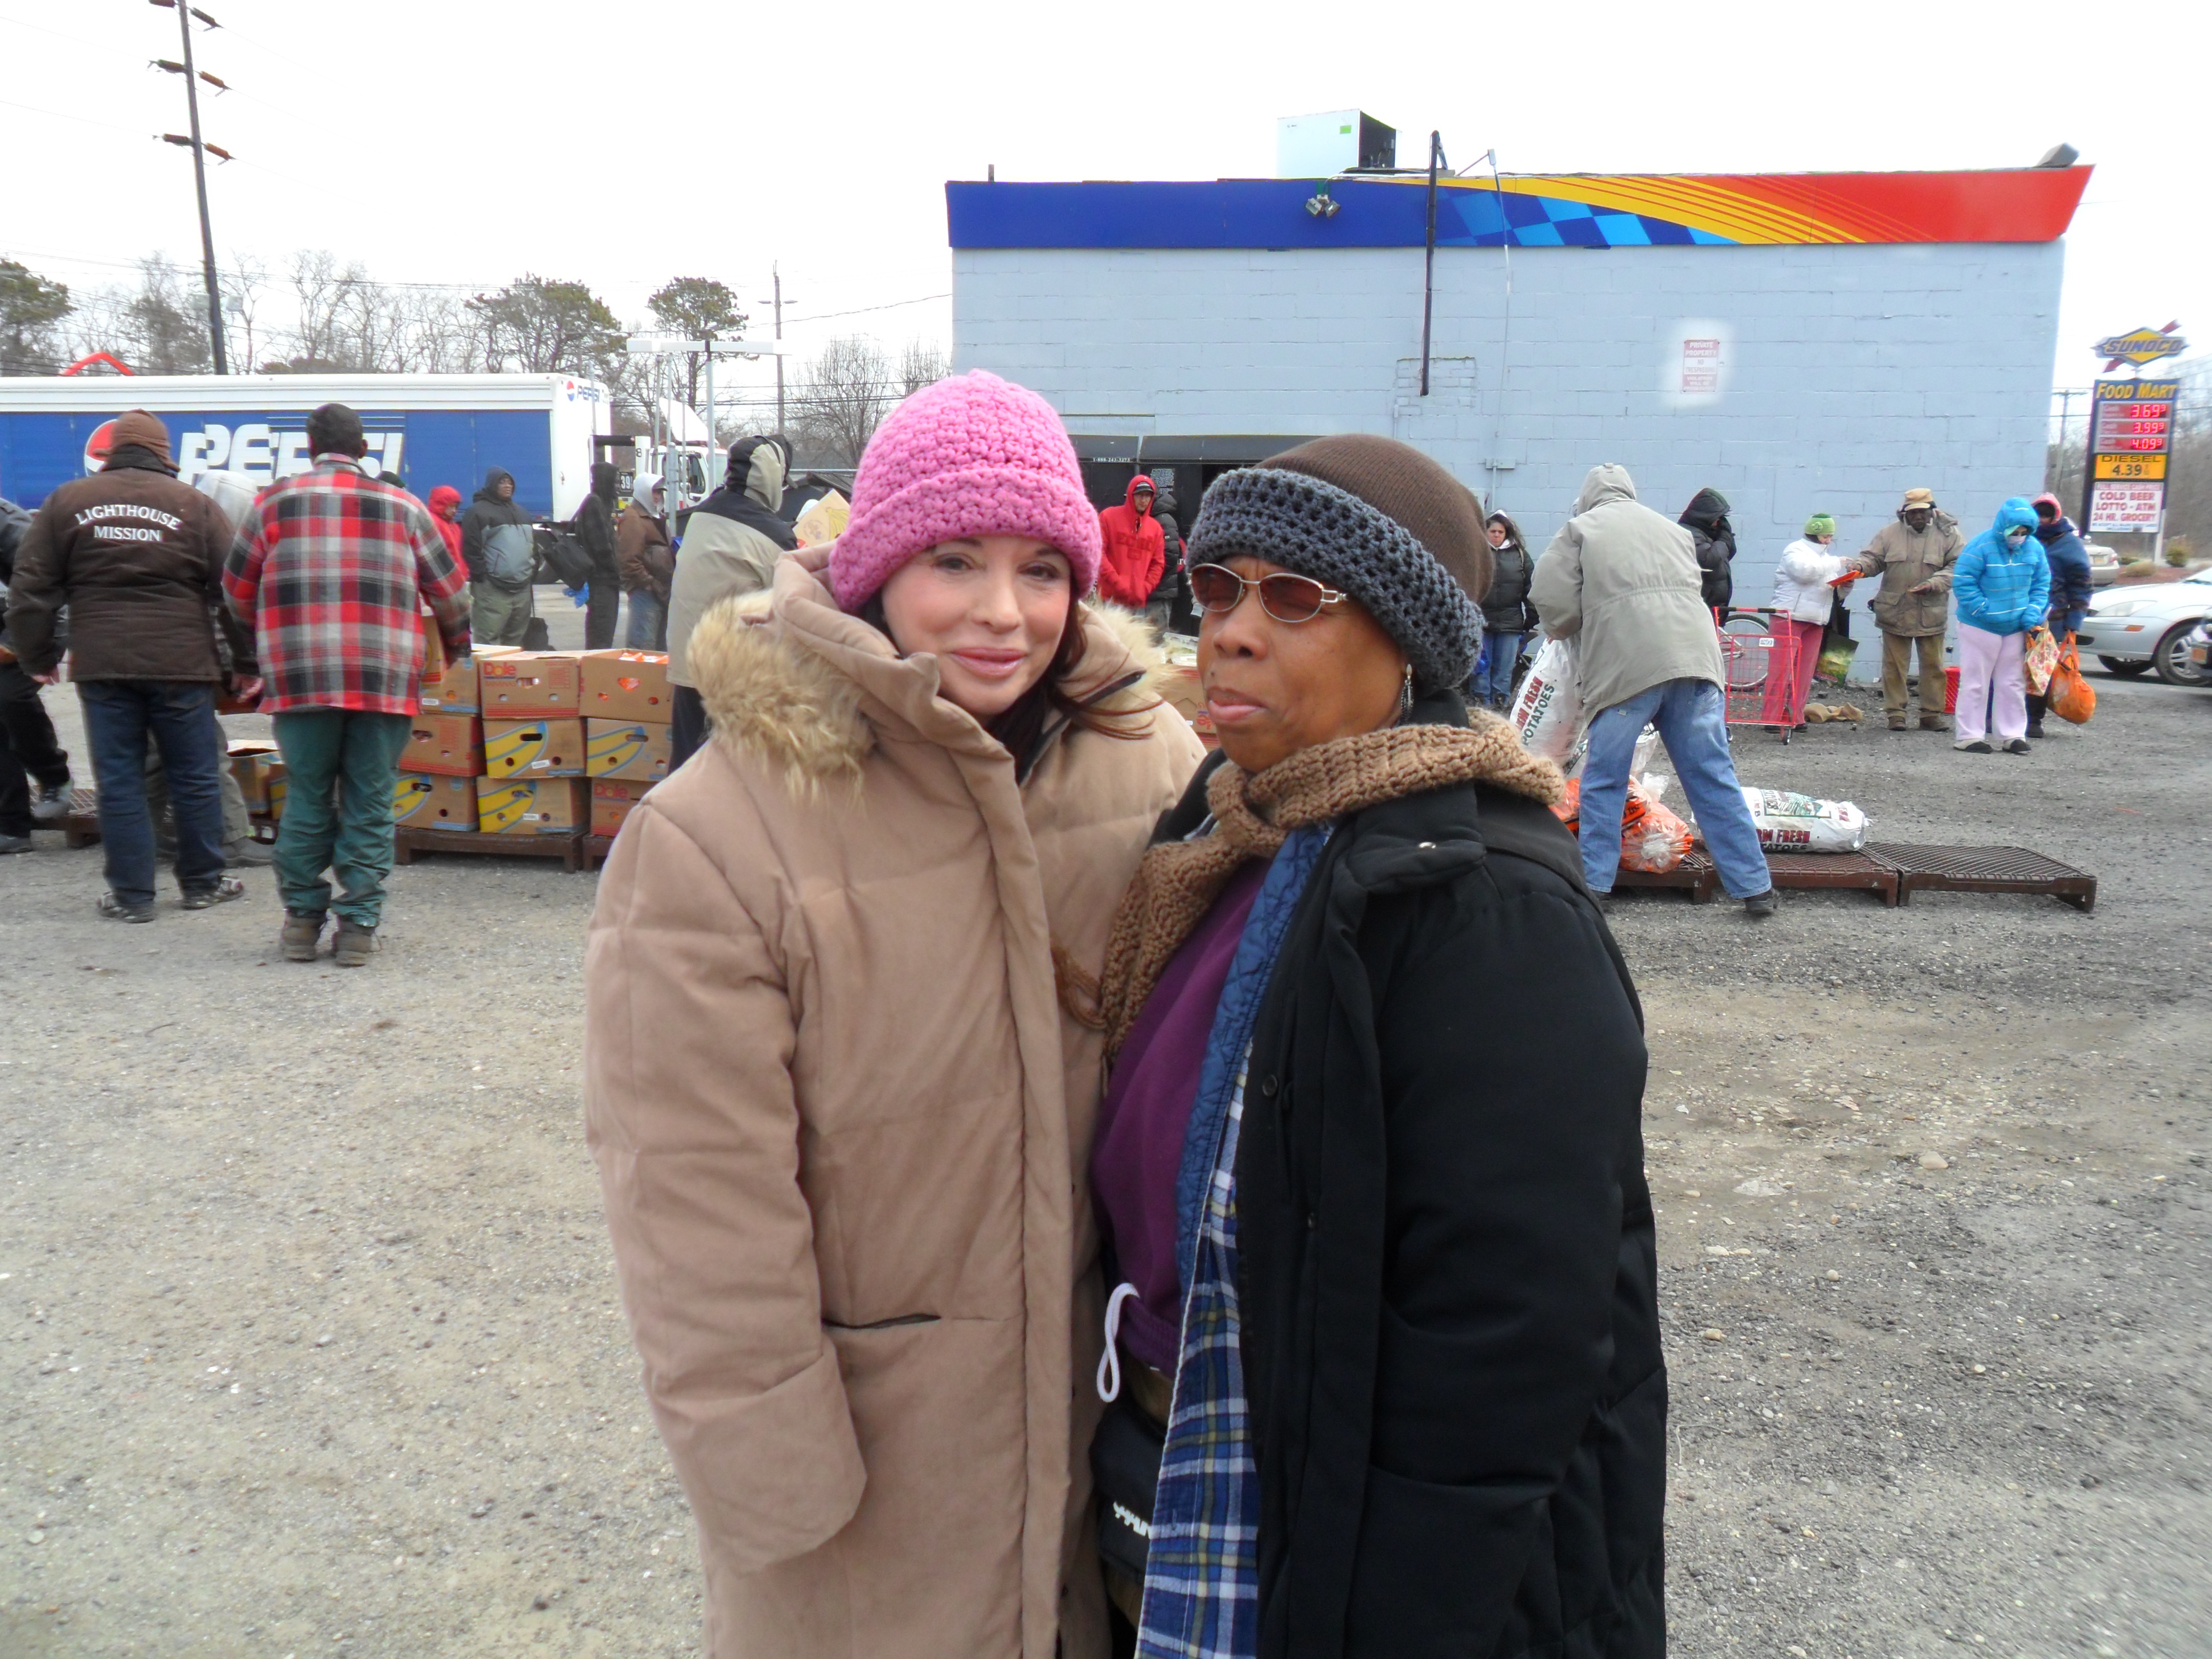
[3,647,2207,1657]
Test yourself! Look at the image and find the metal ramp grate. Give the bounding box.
[1763,850,1901,906]
[1863,843,2096,912]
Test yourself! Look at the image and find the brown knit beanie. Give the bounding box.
[1186,434,1488,689]
[109,409,173,466]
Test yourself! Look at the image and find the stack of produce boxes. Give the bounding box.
[579,650,672,839]
[395,623,494,832]
[393,623,671,844]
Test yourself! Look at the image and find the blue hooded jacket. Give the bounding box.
[1952,498,2052,636]
[2034,512,2094,635]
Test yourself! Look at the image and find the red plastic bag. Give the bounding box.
[2048,634,2096,725]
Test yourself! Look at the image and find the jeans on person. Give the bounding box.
[78,680,226,905]
[1953,624,2026,746]
[1476,631,1522,707]
[0,661,71,836]
[270,710,413,927]
[1579,677,1771,900]
[670,683,710,774]
[585,576,621,650]
[471,583,534,646]
[624,589,667,651]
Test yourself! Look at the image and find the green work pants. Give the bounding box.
[471,584,534,646]
[270,710,412,927]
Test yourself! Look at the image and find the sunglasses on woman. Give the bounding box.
[1187,563,1349,624]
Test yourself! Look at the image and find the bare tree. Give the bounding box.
[791,336,899,467]
[899,339,950,397]
[218,253,267,371]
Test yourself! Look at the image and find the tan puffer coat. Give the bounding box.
[584,546,1204,1659]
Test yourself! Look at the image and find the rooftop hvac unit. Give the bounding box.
[1275,110,1397,178]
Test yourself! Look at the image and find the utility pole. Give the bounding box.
[159,0,228,374]
[772,265,785,435]
[1419,132,1441,397]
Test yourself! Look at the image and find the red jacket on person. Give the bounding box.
[1096,475,1164,607]
[427,484,465,564]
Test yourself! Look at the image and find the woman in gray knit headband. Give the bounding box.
[1084,434,1665,1657]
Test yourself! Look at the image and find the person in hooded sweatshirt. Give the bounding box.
[459,467,537,645]
[617,473,674,650]
[2024,493,2092,739]
[1677,486,1736,613]
[1532,464,1777,917]
[1096,475,1165,610]
[426,484,465,566]
[572,462,623,650]
[665,438,798,769]
[1949,497,2050,756]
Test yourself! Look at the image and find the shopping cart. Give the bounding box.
[1718,610,1805,742]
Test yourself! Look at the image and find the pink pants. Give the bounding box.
[1954,624,2025,744]
[1759,618,1824,725]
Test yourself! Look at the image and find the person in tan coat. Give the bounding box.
[584,370,1204,1659]
[1847,486,1963,730]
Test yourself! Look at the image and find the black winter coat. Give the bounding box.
[1481,539,1537,635]
[1680,490,1734,612]
[1156,697,1666,1659]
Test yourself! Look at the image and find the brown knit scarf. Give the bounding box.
[1092,712,1564,1055]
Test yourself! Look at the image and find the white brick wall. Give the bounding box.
[954,240,2065,622]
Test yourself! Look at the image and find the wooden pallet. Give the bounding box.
[61,787,100,848]
[393,825,587,872]
[582,834,615,868]
[1763,849,1901,906]
[1864,842,2096,912]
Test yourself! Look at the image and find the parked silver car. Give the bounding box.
[2085,543,2120,587]
[2076,569,2212,685]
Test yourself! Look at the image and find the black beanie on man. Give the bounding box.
[1185,433,1487,689]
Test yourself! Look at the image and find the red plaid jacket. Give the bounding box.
[223,457,472,715]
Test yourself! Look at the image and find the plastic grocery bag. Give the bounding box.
[1739,786,1867,853]
[1549,776,1692,875]
[2049,634,2096,725]
[2022,625,2059,696]
[1508,636,1582,761]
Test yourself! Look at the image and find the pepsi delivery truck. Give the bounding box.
[0,373,610,517]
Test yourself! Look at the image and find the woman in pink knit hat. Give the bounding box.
[584,369,1204,1659]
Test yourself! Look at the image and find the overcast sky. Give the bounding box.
[6,0,2207,413]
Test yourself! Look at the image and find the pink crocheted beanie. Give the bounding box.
[829,369,1102,610]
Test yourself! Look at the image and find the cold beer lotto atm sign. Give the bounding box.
[2088,378,2176,535]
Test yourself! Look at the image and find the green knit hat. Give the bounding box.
[1804,513,1837,538]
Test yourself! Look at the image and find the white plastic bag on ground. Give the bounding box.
[1739,786,1867,853]
[1509,636,1583,762]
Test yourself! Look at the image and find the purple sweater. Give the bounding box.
[1090,859,1268,1372]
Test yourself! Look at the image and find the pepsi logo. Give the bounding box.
[81,418,119,475]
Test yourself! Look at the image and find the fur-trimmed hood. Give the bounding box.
[685,542,1179,790]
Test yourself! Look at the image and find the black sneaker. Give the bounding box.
[98,891,157,924]
[1742,890,1779,918]
[2004,738,2032,756]
[1954,739,1994,754]
[179,876,247,910]
[0,834,32,856]
[2024,723,2046,740]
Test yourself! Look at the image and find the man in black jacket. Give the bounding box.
[0,486,73,852]
[1679,486,1735,613]
[572,462,622,649]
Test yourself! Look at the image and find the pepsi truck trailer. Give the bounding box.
[0,373,611,517]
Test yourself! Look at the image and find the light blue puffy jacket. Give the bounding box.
[1952,498,2052,636]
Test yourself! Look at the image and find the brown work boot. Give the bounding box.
[1919,715,1949,732]
[333,921,377,968]
[1888,715,1907,730]
[281,911,326,962]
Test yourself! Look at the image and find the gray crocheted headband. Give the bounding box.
[1186,466,1482,688]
